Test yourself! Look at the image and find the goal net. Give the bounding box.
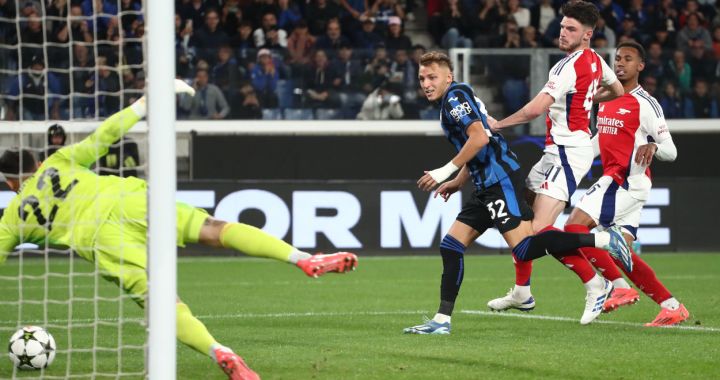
[0,0,168,377]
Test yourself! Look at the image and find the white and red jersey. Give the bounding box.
[541,49,617,147]
[595,85,672,199]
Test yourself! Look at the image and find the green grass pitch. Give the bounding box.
[0,253,718,379]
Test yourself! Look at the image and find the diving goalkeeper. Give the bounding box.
[0,80,357,380]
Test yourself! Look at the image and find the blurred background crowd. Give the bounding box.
[0,0,718,122]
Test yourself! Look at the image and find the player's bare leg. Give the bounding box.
[198,217,357,277]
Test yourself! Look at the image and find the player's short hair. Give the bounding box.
[0,148,37,178]
[561,1,600,29]
[617,41,646,62]
[419,51,453,72]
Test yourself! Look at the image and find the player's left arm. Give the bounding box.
[55,103,144,168]
[636,106,677,166]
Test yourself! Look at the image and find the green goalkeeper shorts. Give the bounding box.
[94,191,209,307]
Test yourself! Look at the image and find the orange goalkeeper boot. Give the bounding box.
[645,304,690,327]
[297,252,358,278]
[602,287,640,313]
[214,347,260,380]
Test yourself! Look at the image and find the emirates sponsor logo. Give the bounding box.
[597,115,624,128]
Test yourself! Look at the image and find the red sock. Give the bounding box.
[512,255,533,286]
[538,225,597,283]
[564,224,623,281]
[618,252,672,305]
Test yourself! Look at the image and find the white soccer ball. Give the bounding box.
[7,326,56,370]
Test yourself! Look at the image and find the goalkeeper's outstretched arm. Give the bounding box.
[55,79,196,168]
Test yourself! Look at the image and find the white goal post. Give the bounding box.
[145,0,177,378]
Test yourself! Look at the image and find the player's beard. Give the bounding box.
[560,38,583,53]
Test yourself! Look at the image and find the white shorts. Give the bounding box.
[526,145,594,202]
[576,176,644,239]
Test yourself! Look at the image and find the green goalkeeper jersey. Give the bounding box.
[0,107,143,263]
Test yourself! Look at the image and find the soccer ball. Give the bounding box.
[7,326,56,370]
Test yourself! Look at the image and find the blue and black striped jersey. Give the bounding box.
[440,82,521,189]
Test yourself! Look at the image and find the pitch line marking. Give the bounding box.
[1,310,717,333]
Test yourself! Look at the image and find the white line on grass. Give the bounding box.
[1,309,717,333]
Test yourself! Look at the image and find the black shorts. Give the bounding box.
[456,170,534,234]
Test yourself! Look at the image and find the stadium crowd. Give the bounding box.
[0,0,719,121]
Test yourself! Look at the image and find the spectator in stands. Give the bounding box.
[592,35,609,49]
[220,0,243,37]
[683,79,719,118]
[254,12,288,48]
[641,76,658,97]
[384,16,412,52]
[306,0,343,36]
[678,0,705,28]
[212,45,241,98]
[644,40,667,79]
[677,13,712,51]
[626,0,649,32]
[387,48,416,99]
[18,10,43,67]
[304,49,340,108]
[339,0,369,33]
[658,81,684,118]
[191,8,230,66]
[356,83,403,120]
[250,48,280,108]
[47,0,71,69]
[653,21,676,50]
[123,70,144,108]
[123,19,144,66]
[369,0,406,29]
[287,20,316,69]
[361,45,391,91]
[440,0,473,49]
[648,0,678,38]
[259,24,290,60]
[507,0,530,28]
[71,43,95,118]
[597,0,624,32]
[713,26,720,59]
[97,56,121,117]
[0,0,17,49]
[594,17,616,48]
[179,68,230,120]
[667,50,693,93]
[6,55,63,121]
[521,25,539,48]
[474,0,505,47]
[180,0,207,31]
[502,19,521,48]
[120,0,143,36]
[331,44,366,117]
[619,14,642,43]
[176,13,196,80]
[97,137,141,178]
[232,82,263,119]
[231,20,256,65]
[82,0,118,37]
[316,18,351,53]
[687,38,716,81]
[353,18,384,55]
[530,0,555,35]
[278,0,302,31]
[70,4,93,43]
[541,12,561,47]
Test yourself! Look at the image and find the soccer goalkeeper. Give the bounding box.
[0,80,357,380]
